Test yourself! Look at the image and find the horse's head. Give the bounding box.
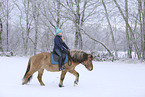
[82,54,94,71]
[70,50,94,71]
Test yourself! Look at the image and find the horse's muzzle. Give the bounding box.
[90,68,93,71]
[87,67,93,71]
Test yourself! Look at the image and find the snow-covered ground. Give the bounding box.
[0,57,145,97]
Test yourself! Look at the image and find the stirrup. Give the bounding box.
[60,68,65,71]
[59,65,65,71]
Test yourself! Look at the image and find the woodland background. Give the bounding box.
[0,0,145,60]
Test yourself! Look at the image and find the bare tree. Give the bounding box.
[56,0,60,27]
[101,0,117,58]
[6,0,9,52]
[138,0,143,59]
[3,0,14,52]
[31,0,40,55]
[83,30,112,56]
[0,0,14,52]
[40,0,64,32]
[5,0,14,52]
[113,0,141,59]
[59,0,99,49]
[143,0,145,59]
[0,1,3,51]
[14,0,33,55]
[125,0,132,58]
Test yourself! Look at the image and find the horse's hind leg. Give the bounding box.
[37,68,45,86]
[22,70,36,85]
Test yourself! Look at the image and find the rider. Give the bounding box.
[53,27,70,71]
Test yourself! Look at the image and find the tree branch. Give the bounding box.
[81,29,112,56]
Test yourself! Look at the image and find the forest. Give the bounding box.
[0,0,145,60]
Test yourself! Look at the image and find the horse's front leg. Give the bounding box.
[59,71,67,87]
[69,69,79,86]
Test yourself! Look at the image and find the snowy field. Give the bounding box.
[0,57,145,97]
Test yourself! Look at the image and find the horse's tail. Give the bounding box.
[23,57,33,82]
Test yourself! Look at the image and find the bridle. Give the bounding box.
[83,56,93,67]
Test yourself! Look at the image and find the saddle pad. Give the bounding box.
[51,52,68,65]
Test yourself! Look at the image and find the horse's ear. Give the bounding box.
[88,54,94,59]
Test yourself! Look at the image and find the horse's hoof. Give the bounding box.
[59,84,64,87]
[22,82,26,85]
[40,83,45,86]
[74,80,79,86]
[74,80,78,85]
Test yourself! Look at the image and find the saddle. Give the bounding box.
[51,51,68,65]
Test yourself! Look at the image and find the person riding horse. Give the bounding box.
[53,27,70,71]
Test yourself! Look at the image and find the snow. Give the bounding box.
[0,57,145,97]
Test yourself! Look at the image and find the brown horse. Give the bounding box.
[22,50,94,87]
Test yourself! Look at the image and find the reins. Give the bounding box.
[67,51,72,66]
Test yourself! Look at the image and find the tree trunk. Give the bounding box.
[125,0,132,58]
[75,0,81,49]
[25,0,30,56]
[56,0,60,27]
[143,0,145,59]
[75,27,79,49]
[33,1,39,55]
[0,18,3,51]
[102,0,117,58]
[6,0,9,52]
[0,2,2,51]
[138,0,143,59]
